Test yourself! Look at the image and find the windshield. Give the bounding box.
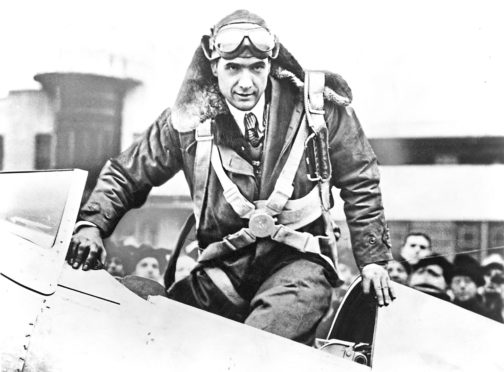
[0,171,73,248]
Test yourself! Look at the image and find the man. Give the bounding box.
[67,10,394,345]
[387,259,411,285]
[130,245,168,284]
[481,259,504,322]
[450,254,497,320]
[400,232,432,266]
[409,254,452,301]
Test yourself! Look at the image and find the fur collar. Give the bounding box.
[172,43,352,133]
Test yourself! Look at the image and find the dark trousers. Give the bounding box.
[166,258,333,345]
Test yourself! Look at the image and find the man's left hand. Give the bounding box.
[361,263,396,306]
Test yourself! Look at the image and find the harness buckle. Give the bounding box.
[249,211,277,238]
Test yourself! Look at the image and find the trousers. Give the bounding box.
[166,258,333,345]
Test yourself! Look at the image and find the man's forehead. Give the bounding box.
[416,264,443,272]
[406,235,430,246]
[220,56,269,65]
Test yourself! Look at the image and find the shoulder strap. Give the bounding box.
[304,71,326,132]
[192,119,213,227]
[304,70,331,211]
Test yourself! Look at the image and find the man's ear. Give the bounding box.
[211,60,218,77]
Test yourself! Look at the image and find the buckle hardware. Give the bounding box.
[248,211,277,238]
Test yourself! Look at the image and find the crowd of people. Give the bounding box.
[101,230,504,325]
[387,232,504,323]
[102,239,197,292]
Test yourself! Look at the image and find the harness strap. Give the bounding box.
[202,267,247,308]
[211,115,310,219]
[304,71,326,132]
[254,186,322,230]
[199,224,324,262]
[265,119,310,215]
[211,144,256,218]
[305,71,332,210]
[193,120,213,227]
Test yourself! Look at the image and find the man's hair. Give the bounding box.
[403,231,432,247]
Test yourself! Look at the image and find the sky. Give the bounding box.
[1,0,503,137]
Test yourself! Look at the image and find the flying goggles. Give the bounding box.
[203,23,279,60]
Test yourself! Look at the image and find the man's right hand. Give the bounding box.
[67,226,107,271]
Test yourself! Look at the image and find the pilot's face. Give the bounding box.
[212,56,270,111]
[134,257,161,281]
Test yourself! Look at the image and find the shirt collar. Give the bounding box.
[226,93,265,135]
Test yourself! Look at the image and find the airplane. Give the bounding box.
[1,170,502,371]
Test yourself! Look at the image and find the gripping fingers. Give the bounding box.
[67,237,79,265]
[373,277,385,306]
[380,277,392,306]
[83,243,105,271]
[73,243,90,269]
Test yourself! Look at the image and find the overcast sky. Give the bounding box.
[2,0,503,136]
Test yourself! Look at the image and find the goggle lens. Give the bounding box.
[213,26,275,54]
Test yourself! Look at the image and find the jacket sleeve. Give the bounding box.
[78,108,183,237]
[325,103,392,268]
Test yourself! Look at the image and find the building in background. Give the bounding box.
[0,73,139,192]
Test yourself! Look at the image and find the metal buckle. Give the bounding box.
[248,211,277,238]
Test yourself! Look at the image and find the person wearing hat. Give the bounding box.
[408,254,453,301]
[480,259,504,323]
[129,244,169,283]
[67,9,394,344]
[449,254,495,319]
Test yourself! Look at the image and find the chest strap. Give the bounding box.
[199,118,326,263]
[211,117,310,220]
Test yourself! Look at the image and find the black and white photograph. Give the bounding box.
[1,0,503,370]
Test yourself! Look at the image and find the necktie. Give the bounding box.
[244,112,263,148]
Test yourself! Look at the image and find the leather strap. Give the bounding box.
[203,267,247,308]
[193,120,213,227]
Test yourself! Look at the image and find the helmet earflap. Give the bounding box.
[201,35,218,61]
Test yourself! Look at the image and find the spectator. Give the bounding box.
[387,259,411,285]
[481,256,504,323]
[409,254,452,301]
[449,254,496,320]
[400,232,432,266]
[131,245,169,285]
[106,256,126,277]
